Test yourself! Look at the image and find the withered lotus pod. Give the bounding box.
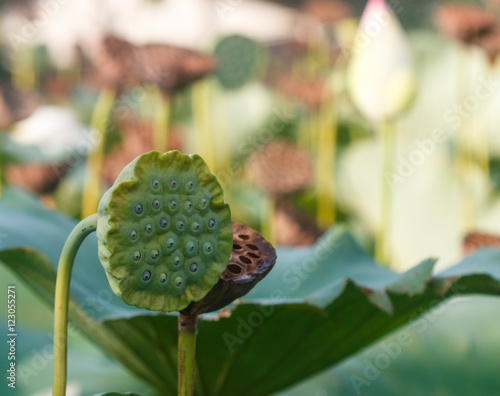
[272,74,328,110]
[433,4,496,43]
[463,232,500,256]
[301,0,353,25]
[95,36,144,90]
[181,221,276,315]
[139,44,216,92]
[0,84,39,130]
[247,139,314,196]
[5,162,68,194]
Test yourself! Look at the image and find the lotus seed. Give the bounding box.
[177,220,185,230]
[170,200,177,210]
[151,250,159,259]
[160,273,167,283]
[190,262,198,272]
[170,179,177,189]
[208,219,215,228]
[167,238,175,249]
[187,241,195,252]
[144,224,153,234]
[204,242,213,253]
[152,178,160,189]
[142,270,151,281]
[186,181,194,191]
[152,199,160,209]
[134,204,143,214]
[191,222,200,232]
[132,251,141,261]
[129,230,137,240]
[200,198,208,208]
[185,201,193,211]
[173,256,181,266]
[160,218,168,228]
[175,277,183,287]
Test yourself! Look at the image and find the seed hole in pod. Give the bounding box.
[134,204,143,214]
[238,234,250,240]
[228,264,242,274]
[186,181,194,191]
[175,277,183,287]
[142,270,151,281]
[144,224,153,234]
[152,178,160,189]
[152,199,160,209]
[173,256,181,266]
[177,220,185,230]
[132,251,141,261]
[185,201,193,211]
[186,241,195,252]
[246,244,259,251]
[204,242,213,253]
[240,255,252,264]
[190,262,198,272]
[208,219,216,228]
[233,244,242,250]
[169,200,177,210]
[160,218,168,228]
[247,252,260,259]
[151,250,159,259]
[159,273,167,283]
[200,198,208,208]
[129,230,138,240]
[191,222,200,232]
[166,238,175,249]
[170,179,177,189]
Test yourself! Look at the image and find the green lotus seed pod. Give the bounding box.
[96,150,232,312]
[213,35,267,90]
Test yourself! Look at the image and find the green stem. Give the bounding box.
[153,89,171,152]
[261,195,277,246]
[178,313,198,396]
[375,120,395,265]
[53,214,98,396]
[192,80,215,171]
[81,88,116,218]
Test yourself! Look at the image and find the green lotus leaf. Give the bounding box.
[97,150,232,312]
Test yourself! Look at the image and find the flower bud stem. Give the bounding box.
[53,214,98,396]
[178,313,198,396]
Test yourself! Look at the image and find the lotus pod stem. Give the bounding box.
[53,214,98,396]
[178,313,198,396]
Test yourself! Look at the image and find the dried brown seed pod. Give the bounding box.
[272,74,328,110]
[94,36,144,90]
[5,162,68,194]
[463,232,500,256]
[301,0,353,25]
[433,3,496,43]
[473,28,500,63]
[274,198,322,246]
[0,84,39,130]
[247,139,314,195]
[181,221,276,315]
[138,44,216,92]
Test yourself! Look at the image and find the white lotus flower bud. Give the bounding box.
[346,0,416,122]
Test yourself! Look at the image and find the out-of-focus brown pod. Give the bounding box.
[139,44,216,92]
[0,84,39,130]
[246,139,314,196]
[272,74,328,110]
[433,4,496,44]
[5,162,68,194]
[473,29,500,64]
[181,221,276,315]
[301,0,353,25]
[463,232,500,256]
